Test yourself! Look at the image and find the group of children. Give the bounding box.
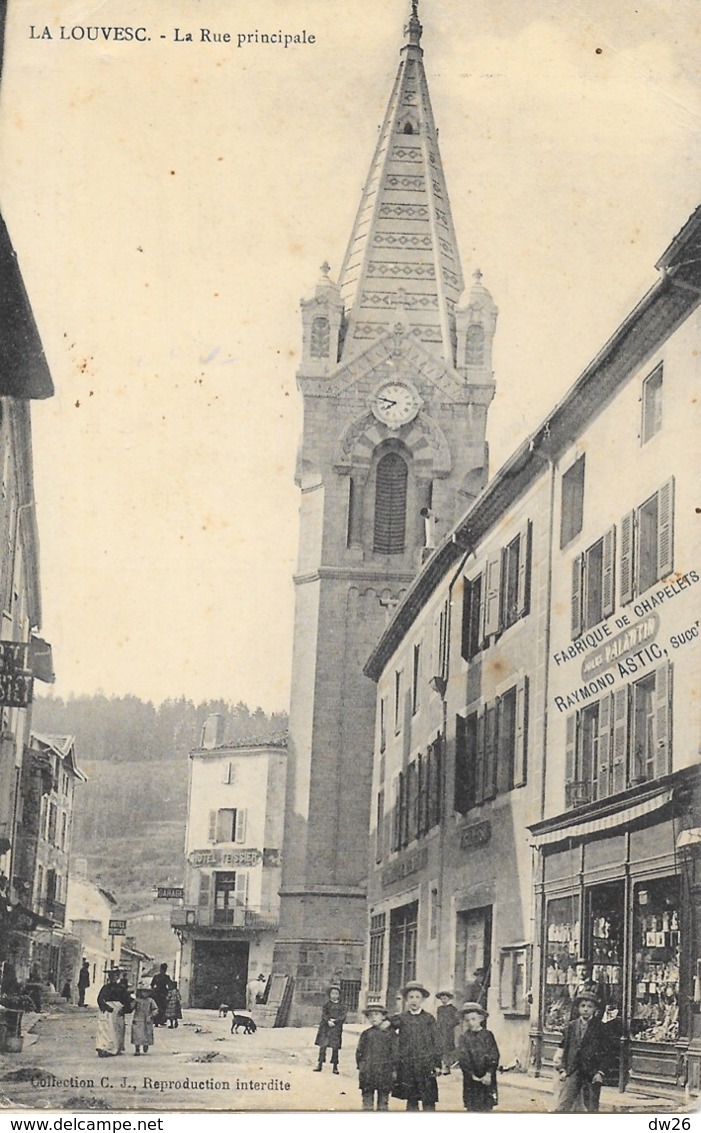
[314,980,500,1111]
[131,980,183,1054]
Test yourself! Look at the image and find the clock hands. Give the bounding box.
[377,396,397,408]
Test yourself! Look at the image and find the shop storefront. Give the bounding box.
[530,768,699,1092]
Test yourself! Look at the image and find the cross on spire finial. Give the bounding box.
[404,0,423,48]
[412,0,419,16]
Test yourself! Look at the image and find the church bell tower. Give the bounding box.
[273,2,497,1022]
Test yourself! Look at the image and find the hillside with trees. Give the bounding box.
[31,695,287,911]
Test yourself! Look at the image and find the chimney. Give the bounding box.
[201,713,225,750]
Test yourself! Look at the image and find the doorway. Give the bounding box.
[388,901,418,1006]
[191,939,250,1009]
[455,905,492,1002]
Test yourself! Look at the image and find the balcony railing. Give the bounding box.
[170,905,279,931]
[565,780,593,810]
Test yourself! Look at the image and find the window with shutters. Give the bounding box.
[433,601,450,679]
[641,364,663,444]
[379,697,387,753]
[455,712,478,814]
[373,452,408,555]
[620,478,674,604]
[571,526,615,638]
[483,521,532,642]
[564,662,672,808]
[394,669,403,734]
[455,681,528,814]
[368,913,386,996]
[461,574,482,661]
[561,455,585,548]
[375,789,385,863]
[212,807,247,844]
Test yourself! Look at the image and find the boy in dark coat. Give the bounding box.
[392,981,441,1111]
[456,1001,500,1111]
[314,982,347,1073]
[555,990,607,1112]
[356,1002,396,1110]
[435,991,461,1074]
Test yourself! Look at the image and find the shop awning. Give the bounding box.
[530,788,674,849]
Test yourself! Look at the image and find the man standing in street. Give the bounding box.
[150,962,173,1027]
[77,959,90,1007]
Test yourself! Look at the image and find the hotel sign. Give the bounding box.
[0,642,33,708]
[188,848,261,868]
[108,919,127,936]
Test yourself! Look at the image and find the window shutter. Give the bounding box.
[235,871,249,907]
[375,790,384,863]
[597,693,613,800]
[571,554,583,639]
[657,477,674,579]
[483,554,502,638]
[475,710,485,805]
[601,525,616,619]
[496,697,511,797]
[392,778,401,852]
[565,713,577,788]
[455,716,468,814]
[513,677,528,788]
[611,687,629,793]
[198,872,211,906]
[654,661,673,778]
[234,808,247,843]
[620,510,635,605]
[208,811,217,842]
[434,732,443,823]
[373,452,408,555]
[517,521,532,618]
[483,702,498,801]
[461,578,471,661]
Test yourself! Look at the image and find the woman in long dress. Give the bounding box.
[96,971,133,1057]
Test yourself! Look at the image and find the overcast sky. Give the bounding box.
[0,0,698,711]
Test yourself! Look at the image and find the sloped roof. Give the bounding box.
[0,212,54,399]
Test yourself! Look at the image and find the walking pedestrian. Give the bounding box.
[96,970,133,1058]
[131,985,158,1055]
[165,980,183,1027]
[313,982,346,1074]
[356,1002,396,1111]
[435,990,460,1074]
[246,972,267,1013]
[150,963,173,1027]
[456,1001,500,1111]
[77,959,90,1007]
[392,981,441,1111]
[554,990,607,1112]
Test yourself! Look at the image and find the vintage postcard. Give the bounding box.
[0,0,698,1116]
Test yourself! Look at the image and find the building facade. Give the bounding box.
[275,4,497,1023]
[364,205,701,1091]
[65,865,117,1006]
[175,724,287,1009]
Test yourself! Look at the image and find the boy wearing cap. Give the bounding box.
[392,981,441,1111]
[314,982,347,1074]
[456,1002,500,1111]
[555,990,607,1112]
[435,991,460,1074]
[356,1003,396,1111]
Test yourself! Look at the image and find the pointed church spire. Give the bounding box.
[337,1,464,368]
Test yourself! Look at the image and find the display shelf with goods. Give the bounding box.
[588,881,624,1023]
[543,894,581,1033]
[632,876,680,1045]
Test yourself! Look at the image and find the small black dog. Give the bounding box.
[230,1011,257,1035]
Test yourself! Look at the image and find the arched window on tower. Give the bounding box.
[374,452,408,555]
[466,323,485,366]
[310,316,330,359]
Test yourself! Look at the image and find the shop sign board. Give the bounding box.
[188,847,261,868]
[156,886,184,900]
[0,641,33,708]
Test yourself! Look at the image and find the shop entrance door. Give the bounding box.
[586,880,625,1083]
[388,901,418,1006]
[455,905,492,1003]
[191,939,250,1009]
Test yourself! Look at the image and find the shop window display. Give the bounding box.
[543,895,580,1032]
[588,881,624,1023]
[632,876,680,1043]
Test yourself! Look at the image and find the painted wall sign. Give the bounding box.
[188,847,261,868]
[382,846,428,888]
[460,819,492,851]
[580,613,659,682]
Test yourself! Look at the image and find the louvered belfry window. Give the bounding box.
[374,452,408,554]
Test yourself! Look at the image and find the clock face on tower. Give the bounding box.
[371,381,421,428]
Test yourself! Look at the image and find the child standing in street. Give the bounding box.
[131,985,158,1055]
[356,1002,396,1110]
[554,990,607,1112]
[314,982,347,1074]
[456,1001,500,1111]
[392,981,441,1111]
[435,990,460,1074]
[165,981,183,1028]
